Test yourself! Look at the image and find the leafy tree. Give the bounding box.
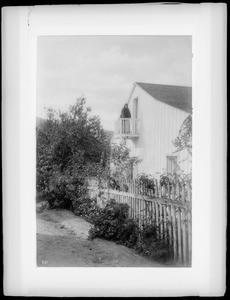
[162,114,193,185]
[108,139,141,190]
[173,114,192,157]
[36,97,110,208]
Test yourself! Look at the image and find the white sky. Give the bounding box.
[36,35,192,131]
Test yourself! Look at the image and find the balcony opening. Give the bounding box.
[114,101,140,138]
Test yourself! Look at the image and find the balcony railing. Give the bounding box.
[114,118,139,138]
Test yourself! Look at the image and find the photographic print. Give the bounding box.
[36,35,192,268]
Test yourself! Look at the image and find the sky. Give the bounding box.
[36,35,192,131]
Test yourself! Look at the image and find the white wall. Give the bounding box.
[126,85,191,179]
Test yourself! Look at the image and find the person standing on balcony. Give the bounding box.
[120,103,131,133]
[120,103,131,118]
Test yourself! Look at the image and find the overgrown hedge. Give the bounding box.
[88,199,139,248]
[136,224,173,262]
[72,195,102,224]
[73,197,173,263]
[41,187,173,263]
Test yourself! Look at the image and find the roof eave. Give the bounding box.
[135,82,192,114]
[127,83,137,105]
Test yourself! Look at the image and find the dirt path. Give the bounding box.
[37,209,163,267]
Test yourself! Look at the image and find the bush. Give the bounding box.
[136,224,173,262]
[159,175,174,188]
[36,98,111,210]
[41,172,84,210]
[88,199,173,263]
[73,195,102,224]
[88,199,139,248]
[137,173,155,195]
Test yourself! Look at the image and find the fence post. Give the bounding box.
[172,184,175,201]
[168,205,173,247]
[187,209,192,265]
[163,205,167,242]
[181,207,187,264]
[167,181,170,199]
[171,205,177,261]
[177,208,182,263]
[86,176,191,265]
[155,179,158,198]
[159,182,162,198]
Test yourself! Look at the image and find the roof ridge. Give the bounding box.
[134,82,192,114]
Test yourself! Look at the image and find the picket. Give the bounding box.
[171,205,177,260]
[168,205,172,246]
[181,208,187,263]
[187,210,192,263]
[155,179,158,198]
[163,205,167,242]
[87,177,192,265]
[177,208,182,263]
[159,183,162,198]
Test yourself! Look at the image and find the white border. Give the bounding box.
[3,3,226,296]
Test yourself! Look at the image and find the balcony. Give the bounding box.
[114,118,140,138]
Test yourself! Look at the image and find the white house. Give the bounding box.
[112,82,192,180]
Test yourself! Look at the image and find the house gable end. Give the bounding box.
[135,82,192,114]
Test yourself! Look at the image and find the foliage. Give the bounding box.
[160,171,192,188]
[88,199,173,262]
[88,199,139,248]
[135,224,173,262]
[162,113,193,187]
[136,173,155,195]
[72,195,102,224]
[160,174,174,188]
[36,201,49,214]
[36,97,110,208]
[159,172,192,202]
[160,114,192,188]
[108,140,142,191]
[173,114,192,157]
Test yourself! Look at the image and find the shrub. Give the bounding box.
[36,98,111,210]
[73,195,102,224]
[136,173,155,195]
[88,199,173,263]
[116,218,139,248]
[41,172,84,209]
[136,224,173,262]
[88,199,139,247]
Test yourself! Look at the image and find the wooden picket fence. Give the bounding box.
[87,177,192,265]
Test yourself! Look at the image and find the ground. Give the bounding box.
[37,208,164,267]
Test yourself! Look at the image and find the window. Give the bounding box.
[167,156,178,176]
[133,97,138,119]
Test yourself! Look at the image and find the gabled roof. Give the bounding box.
[135,82,192,113]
